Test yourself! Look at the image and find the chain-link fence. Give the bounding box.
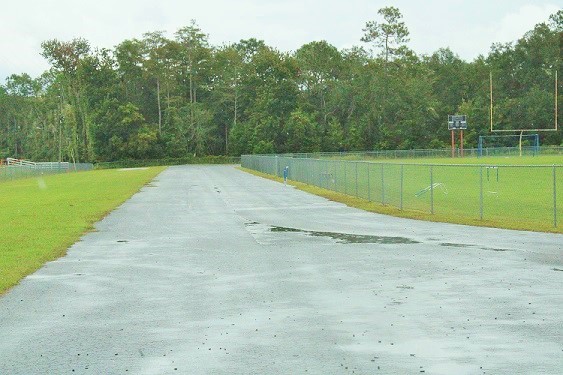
[282,146,563,160]
[242,154,562,230]
[0,163,94,183]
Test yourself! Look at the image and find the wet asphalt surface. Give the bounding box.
[0,165,561,374]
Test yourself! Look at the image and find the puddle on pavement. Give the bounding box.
[441,243,512,252]
[248,222,419,244]
[270,227,302,233]
[440,243,471,248]
[481,247,512,252]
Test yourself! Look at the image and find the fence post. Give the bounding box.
[309,159,319,186]
[367,164,371,202]
[330,160,335,191]
[311,159,315,186]
[381,164,385,205]
[331,160,334,191]
[309,159,312,184]
[430,166,434,214]
[320,160,323,188]
[554,165,557,228]
[400,164,404,210]
[355,162,359,197]
[315,159,319,186]
[480,166,484,220]
[318,159,322,187]
[320,161,324,188]
[322,160,326,190]
[327,160,330,190]
[323,160,326,190]
[344,161,347,195]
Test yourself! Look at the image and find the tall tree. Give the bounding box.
[40,38,93,161]
[295,40,343,142]
[210,45,244,154]
[361,6,410,65]
[175,21,213,155]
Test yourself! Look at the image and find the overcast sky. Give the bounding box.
[0,0,559,81]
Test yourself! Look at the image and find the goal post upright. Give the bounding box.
[490,71,493,133]
[487,70,559,157]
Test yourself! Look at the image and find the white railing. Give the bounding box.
[6,158,70,170]
[1,158,93,183]
[7,158,36,167]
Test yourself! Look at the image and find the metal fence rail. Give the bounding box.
[242,154,562,229]
[0,162,94,183]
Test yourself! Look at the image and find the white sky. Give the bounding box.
[0,0,560,81]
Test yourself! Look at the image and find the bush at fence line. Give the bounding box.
[94,156,241,169]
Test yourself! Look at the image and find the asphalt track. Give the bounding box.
[0,165,561,374]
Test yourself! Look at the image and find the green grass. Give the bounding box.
[0,167,166,294]
[241,153,563,233]
[363,155,562,166]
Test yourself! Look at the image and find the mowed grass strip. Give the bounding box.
[0,167,165,294]
[240,154,563,233]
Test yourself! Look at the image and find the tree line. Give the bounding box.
[0,7,561,162]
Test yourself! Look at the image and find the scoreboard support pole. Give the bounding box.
[448,115,468,158]
[451,130,455,158]
[460,130,464,157]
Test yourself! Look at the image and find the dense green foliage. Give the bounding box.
[0,167,165,294]
[0,9,561,162]
[94,155,239,169]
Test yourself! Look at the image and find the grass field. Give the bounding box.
[360,155,562,165]
[242,154,563,233]
[0,167,165,294]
